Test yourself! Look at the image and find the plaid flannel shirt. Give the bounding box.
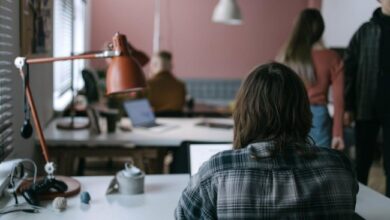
[175,142,358,220]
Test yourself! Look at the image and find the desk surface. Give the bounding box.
[0,175,188,220]
[356,183,390,219]
[43,118,233,147]
[1,175,390,220]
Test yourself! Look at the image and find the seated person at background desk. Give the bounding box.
[147,51,186,114]
[175,63,358,219]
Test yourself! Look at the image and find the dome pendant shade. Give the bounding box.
[212,0,242,25]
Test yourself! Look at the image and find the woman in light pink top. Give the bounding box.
[277,9,344,150]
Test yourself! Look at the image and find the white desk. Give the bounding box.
[0,176,389,220]
[356,183,390,219]
[42,118,233,175]
[0,175,188,220]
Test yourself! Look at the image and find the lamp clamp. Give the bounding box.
[44,162,55,178]
[14,57,26,69]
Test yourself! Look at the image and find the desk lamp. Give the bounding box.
[57,40,150,130]
[13,33,146,204]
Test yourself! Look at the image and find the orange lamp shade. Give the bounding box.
[106,33,146,95]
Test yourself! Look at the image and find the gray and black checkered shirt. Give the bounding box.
[175,142,358,219]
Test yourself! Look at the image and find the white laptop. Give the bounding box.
[123,99,176,131]
[189,144,232,175]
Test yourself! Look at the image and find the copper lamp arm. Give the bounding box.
[15,51,120,68]
[13,50,119,165]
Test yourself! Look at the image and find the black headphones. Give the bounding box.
[20,64,33,139]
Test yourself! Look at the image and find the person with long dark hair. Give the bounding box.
[175,63,358,219]
[277,9,344,150]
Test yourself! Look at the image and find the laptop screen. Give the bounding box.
[189,144,232,175]
[123,99,156,127]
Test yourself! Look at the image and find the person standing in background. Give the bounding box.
[277,9,344,150]
[344,0,390,197]
[147,51,186,114]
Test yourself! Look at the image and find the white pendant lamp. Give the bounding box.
[212,0,242,25]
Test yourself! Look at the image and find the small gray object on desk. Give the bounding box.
[116,173,144,195]
[109,162,145,195]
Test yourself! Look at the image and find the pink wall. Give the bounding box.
[90,0,319,79]
[308,0,322,9]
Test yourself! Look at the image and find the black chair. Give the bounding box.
[169,141,232,174]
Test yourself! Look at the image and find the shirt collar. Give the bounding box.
[247,142,275,158]
[247,141,310,159]
[372,7,390,25]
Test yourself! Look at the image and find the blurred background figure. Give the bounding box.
[277,9,344,150]
[147,51,186,115]
[344,0,390,197]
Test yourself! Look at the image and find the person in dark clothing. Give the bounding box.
[344,0,390,197]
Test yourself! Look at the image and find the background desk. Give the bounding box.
[1,175,389,220]
[42,118,233,175]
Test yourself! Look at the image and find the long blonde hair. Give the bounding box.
[277,9,325,85]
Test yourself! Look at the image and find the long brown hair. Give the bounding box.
[277,9,325,85]
[233,62,312,152]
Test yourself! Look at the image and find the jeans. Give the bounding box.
[309,105,332,148]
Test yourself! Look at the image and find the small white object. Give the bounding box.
[14,57,26,69]
[212,0,242,25]
[52,197,67,211]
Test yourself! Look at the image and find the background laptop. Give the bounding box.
[123,99,178,132]
[123,99,162,128]
[189,144,232,175]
